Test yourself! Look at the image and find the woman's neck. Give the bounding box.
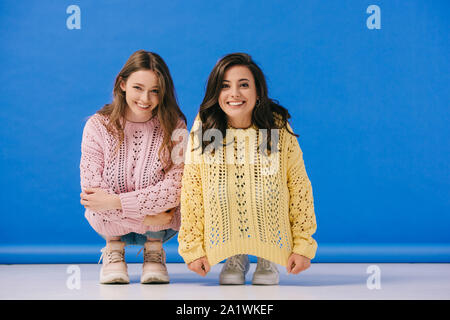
[227,117,252,129]
[124,109,154,123]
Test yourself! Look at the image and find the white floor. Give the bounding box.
[0,263,449,300]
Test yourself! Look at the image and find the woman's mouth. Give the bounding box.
[227,101,245,107]
[136,102,151,109]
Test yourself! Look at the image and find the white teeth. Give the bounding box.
[137,103,150,109]
[228,101,244,106]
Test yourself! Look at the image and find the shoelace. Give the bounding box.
[98,247,125,264]
[137,247,163,263]
[257,258,277,272]
[226,255,247,271]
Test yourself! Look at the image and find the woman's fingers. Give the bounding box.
[143,216,151,225]
[197,257,210,276]
[287,255,311,274]
[290,262,304,274]
[83,188,98,194]
[165,207,176,215]
[143,213,173,226]
[166,209,175,223]
[80,198,89,209]
[187,261,199,274]
[202,258,211,274]
[294,262,310,274]
[286,255,295,274]
[80,193,91,201]
[188,257,210,277]
[194,261,206,276]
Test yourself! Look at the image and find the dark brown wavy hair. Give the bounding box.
[97,50,186,171]
[196,52,297,154]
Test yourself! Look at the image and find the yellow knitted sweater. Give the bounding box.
[178,116,317,267]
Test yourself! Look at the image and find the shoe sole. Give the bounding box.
[252,275,279,285]
[100,270,130,284]
[141,273,170,284]
[219,274,246,285]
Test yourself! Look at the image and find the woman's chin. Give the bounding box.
[224,109,252,122]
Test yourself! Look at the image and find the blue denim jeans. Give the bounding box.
[99,229,178,245]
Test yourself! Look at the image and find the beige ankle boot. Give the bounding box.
[98,240,129,284]
[141,241,170,284]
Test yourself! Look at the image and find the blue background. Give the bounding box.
[0,0,449,263]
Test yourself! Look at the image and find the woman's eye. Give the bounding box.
[241,83,249,88]
[133,86,142,91]
[151,89,159,94]
[221,84,229,89]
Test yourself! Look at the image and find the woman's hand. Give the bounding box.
[286,253,311,274]
[187,256,211,277]
[80,188,121,211]
[143,208,176,226]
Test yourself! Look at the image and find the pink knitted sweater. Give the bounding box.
[80,113,186,237]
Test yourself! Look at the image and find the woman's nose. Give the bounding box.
[140,93,151,104]
[231,86,241,98]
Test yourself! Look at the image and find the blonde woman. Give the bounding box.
[80,50,186,284]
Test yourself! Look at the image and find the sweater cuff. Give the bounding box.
[293,238,318,260]
[178,244,206,265]
[119,193,141,220]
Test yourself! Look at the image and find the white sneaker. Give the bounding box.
[252,257,279,285]
[98,240,130,284]
[219,254,250,285]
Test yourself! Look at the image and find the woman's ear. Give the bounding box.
[119,78,126,92]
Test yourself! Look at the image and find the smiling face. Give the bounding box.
[120,69,160,122]
[218,65,258,128]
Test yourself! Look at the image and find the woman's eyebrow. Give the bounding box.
[222,78,250,82]
[132,82,159,88]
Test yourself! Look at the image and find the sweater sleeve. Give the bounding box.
[80,116,123,223]
[285,125,318,260]
[178,123,207,264]
[118,119,187,220]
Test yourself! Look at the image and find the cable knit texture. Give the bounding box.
[80,113,186,237]
[178,115,317,267]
